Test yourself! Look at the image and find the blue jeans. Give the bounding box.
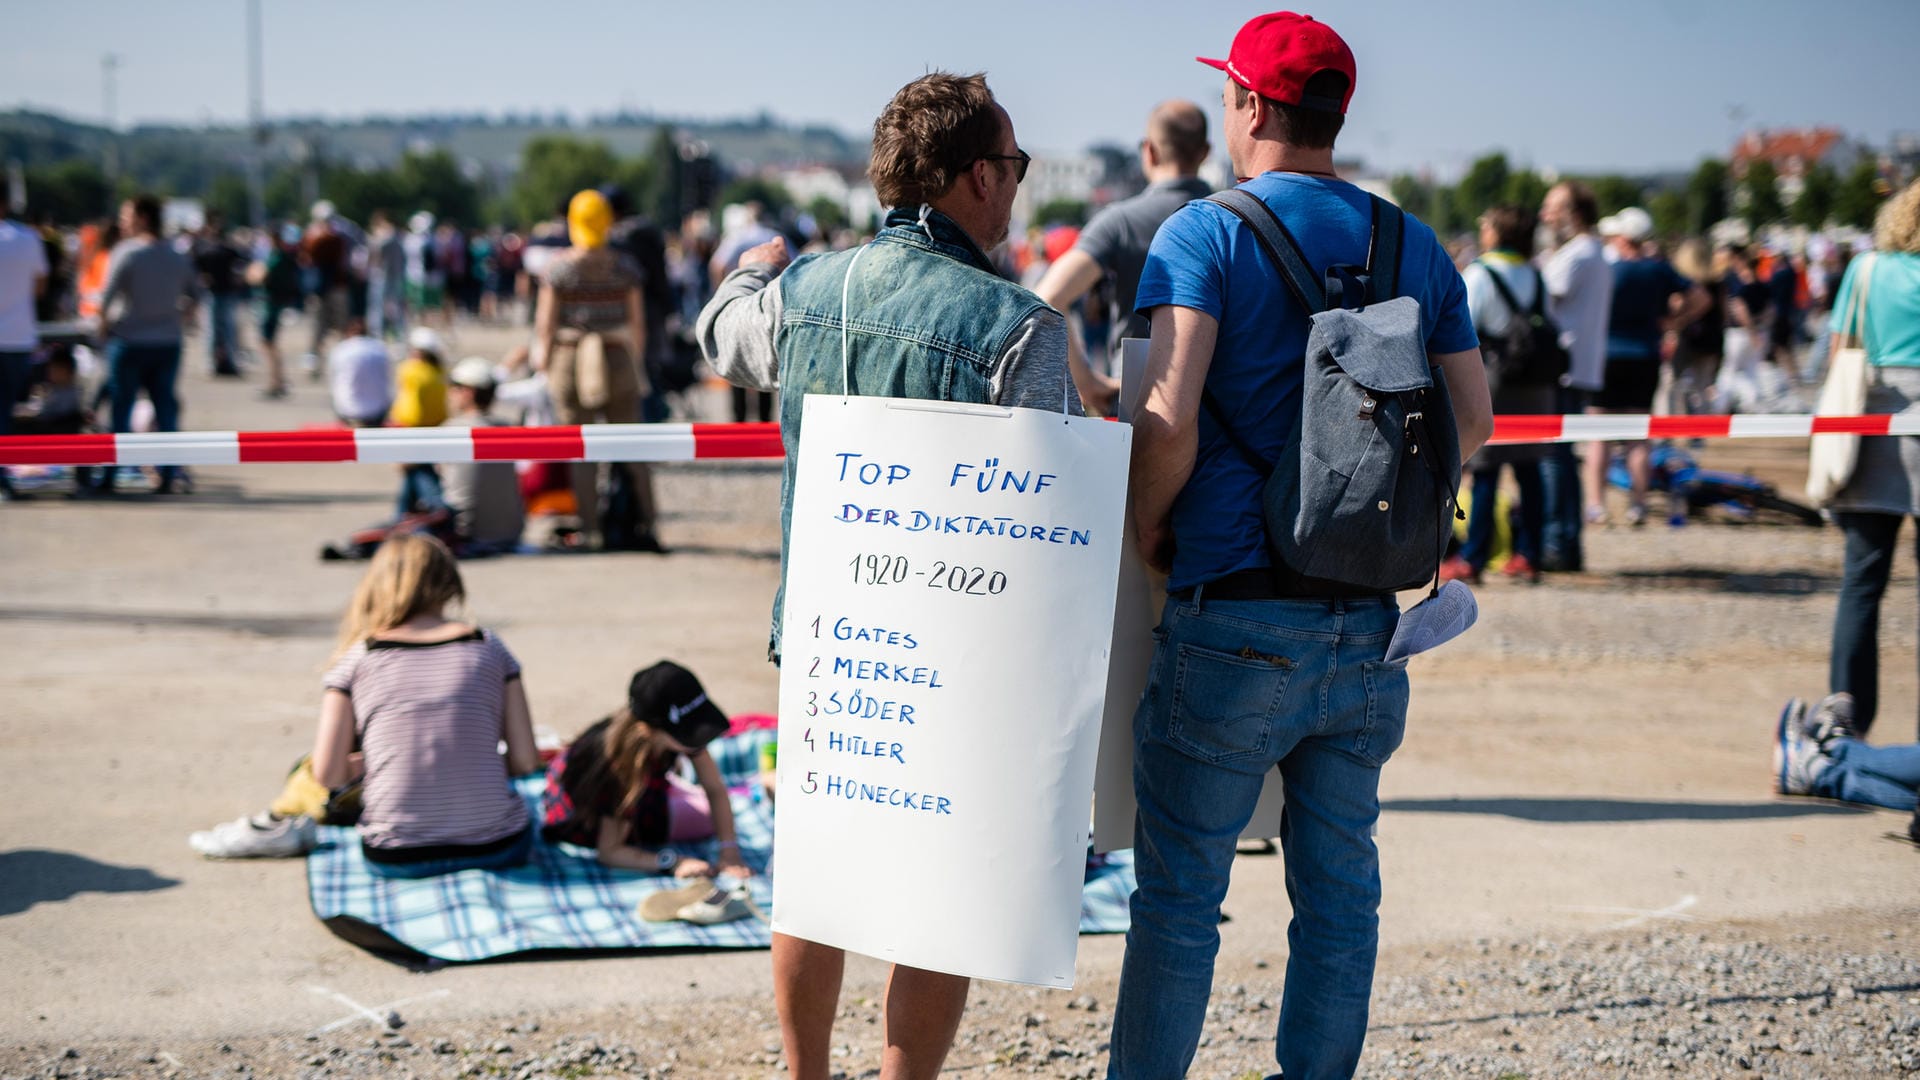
[104,339,183,487]
[363,824,534,879]
[396,464,446,517]
[1110,593,1406,1080]
[1830,512,1918,739]
[1538,388,1587,568]
[1810,738,1920,812]
[0,351,31,491]
[1461,461,1544,572]
[206,294,239,370]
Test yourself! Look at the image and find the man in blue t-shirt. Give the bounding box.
[1108,13,1490,1080]
[1589,207,1708,525]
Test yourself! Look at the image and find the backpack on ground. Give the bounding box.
[1202,189,1461,594]
[1474,260,1569,394]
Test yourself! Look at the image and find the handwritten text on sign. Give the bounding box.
[773,396,1130,988]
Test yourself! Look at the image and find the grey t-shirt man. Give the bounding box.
[442,413,526,548]
[101,238,195,346]
[1075,176,1213,351]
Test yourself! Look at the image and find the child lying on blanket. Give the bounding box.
[191,535,542,869]
[540,661,752,881]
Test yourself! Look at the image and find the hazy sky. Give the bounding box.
[7,0,1916,177]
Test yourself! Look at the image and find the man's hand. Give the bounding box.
[739,237,791,275]
[1137,520,1174,575]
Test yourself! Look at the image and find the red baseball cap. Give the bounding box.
[1198,12,1356,114]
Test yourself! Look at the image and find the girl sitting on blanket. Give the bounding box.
[316,534,542,877]
[541,661,751,880]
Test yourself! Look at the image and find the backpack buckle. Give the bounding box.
[1357,396,1377,421]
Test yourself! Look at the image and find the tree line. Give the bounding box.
[1390,152,1889,239]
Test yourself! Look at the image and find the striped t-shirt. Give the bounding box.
[323,628,528,852]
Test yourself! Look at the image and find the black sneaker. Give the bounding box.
[1805,693,1859,749]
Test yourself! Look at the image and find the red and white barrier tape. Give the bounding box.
[0,415,1913,467]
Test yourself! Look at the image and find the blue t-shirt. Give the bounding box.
[1605,258,1691,361]
[1134,173,1478,591]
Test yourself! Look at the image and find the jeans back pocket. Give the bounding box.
[1165,643,1295,767]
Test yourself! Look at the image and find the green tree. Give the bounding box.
[1389,173,1431,213]
[1032,198,1089,228]
[804,195,848,234]
[512,135,622,225]
[715,175,793,216]
[644,127,684,224]
[1452,152,1510,223]
[1792,163,1838,230]
[1648,190,1689,237]
[1501,169,1549,214]
[1578,174,1645,217]
[393,149,481,225]
[1741,159,1784,228]
[22,159,113,224]
[1685,158,1729,234]
[1832,160,1885,231]
[203,171,255,225]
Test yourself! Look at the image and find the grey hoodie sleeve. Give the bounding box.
[695,264,783,392]
[991,306,1084,417]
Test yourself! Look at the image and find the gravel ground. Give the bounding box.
[9,907,1917,1079]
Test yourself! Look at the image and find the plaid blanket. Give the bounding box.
[308,730,1135,965]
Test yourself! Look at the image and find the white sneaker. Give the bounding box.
[189,813,317,858]
[676,882,755,925]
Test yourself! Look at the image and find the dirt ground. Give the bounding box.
[2,324,1916,1078]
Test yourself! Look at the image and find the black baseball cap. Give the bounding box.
[628,661,729,749]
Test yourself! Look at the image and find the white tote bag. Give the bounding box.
[1807,254,1876,504]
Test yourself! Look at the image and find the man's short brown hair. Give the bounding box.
[1480,205,1537,258]
[1233,71,1347,151]
[1554,181,1600,230]
[869,72,1004,208]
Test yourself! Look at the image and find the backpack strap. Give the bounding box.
[1205,189,1326,314]
[1366,195,1404,301]
[1476,258,1527,320]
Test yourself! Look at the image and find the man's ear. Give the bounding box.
[965,158,992,202]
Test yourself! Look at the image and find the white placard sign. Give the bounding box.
[772,394,1131,988]
[1092,339,1285,852]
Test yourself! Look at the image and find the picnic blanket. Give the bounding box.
[308,729,1136,965]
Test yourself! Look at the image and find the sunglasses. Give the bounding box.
[978,148,1032,184]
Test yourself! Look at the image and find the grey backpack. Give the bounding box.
[1202,189,1461,594]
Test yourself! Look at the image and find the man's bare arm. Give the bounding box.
[1433,347,1493,464]
[1130,305,1219,573]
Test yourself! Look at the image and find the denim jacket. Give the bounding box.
[696,205,1078,658]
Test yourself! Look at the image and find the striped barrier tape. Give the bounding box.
[0,414,1915,467]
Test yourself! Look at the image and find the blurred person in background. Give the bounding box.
[0,192,48,501]
[1588,206,1708,526]
[441,356,526,555]
[96,194,196,496]
[389,326,449,519]
[1821,180,1920,740]
[535,189,662,553]
[710,203,781,424]
[1668,239,1724,414]
[602,185,678,422]
[367,210,409,341]
[1537,181,1613,571]
[301,204,353,379]
[404,211,442,327]
[250,223,306,399]
[192,211,247,377]
[328,317,393,427]
[75,219,118,324]
[1446,205,1557,584]
[1033,100,1212,416]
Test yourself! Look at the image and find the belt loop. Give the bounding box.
[1192,582,1206,609]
